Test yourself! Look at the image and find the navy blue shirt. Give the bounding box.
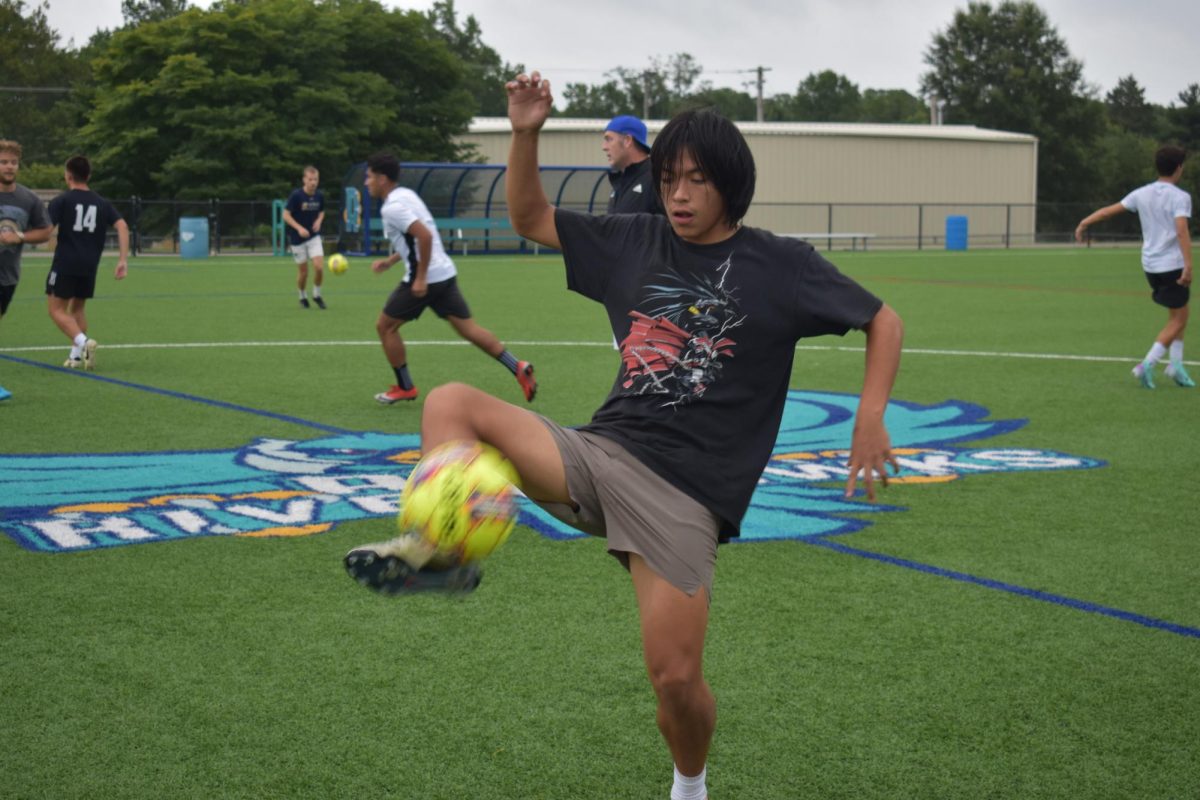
[285,188,324,245]
[47,189,123,277]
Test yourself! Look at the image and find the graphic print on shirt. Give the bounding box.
[618,255,744,407]
[0,204,30,251]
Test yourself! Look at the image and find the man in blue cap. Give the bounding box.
[603,115,662,215]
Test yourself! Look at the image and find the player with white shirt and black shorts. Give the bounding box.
[1076,145,1194,388]
[45,155,129,371]
[362,152,537,405]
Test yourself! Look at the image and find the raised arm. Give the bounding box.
[1075,202,1126,242]
[844,302,904,501]
[505,71,560,250]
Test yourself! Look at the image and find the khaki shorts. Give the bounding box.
[533,417,720,598]
[290,237,324,264]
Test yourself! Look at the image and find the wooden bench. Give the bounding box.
[781,232,876,251]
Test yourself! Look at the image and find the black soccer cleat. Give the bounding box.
[344,548,482,595]
[314,296,326,310]
[300,297,311,309]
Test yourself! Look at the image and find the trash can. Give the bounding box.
[945,215,968,251]
[180,216,209,259]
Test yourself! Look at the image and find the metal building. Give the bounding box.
[456,118,1039,249]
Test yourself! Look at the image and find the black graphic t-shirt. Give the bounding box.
[48,189,123,276]
[555,209,883,539]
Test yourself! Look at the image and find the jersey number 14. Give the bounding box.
[73,204,98,233]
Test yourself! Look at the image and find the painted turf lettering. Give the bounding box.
[0,392,1104,553]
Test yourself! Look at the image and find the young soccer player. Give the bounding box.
[362,153,537,405]
[0,139,54,400]
[347,72,904,799]
[282,166,327,309]
[1076,145,1193,388]
[45,155,129,371]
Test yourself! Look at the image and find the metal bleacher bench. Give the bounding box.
[781,232,876,251]
[366,217,538,254]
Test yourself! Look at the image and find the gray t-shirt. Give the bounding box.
[0,184,50,286]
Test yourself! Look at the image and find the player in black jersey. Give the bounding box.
[45,156,129,371]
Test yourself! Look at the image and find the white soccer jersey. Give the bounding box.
[1121,180,1193,273]
[380,187,456,283]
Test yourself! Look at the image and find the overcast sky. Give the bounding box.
[44,0,1197,109]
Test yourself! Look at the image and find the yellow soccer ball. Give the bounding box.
[398,440,520,564]
[328,253,349,275]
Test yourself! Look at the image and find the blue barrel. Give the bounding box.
[945,215,968,251]
[180,217,209,259]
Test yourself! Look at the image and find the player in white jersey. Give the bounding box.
[362,153,536,405]
[1076,145,1193,388]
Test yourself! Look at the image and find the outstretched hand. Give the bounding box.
[506,71,553,133]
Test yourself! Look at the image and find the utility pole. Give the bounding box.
[754,66,772,122]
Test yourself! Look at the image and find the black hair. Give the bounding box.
[1155,145,1186,177]
[651,109,755,227]
[366,152,401,183]
[65,155,91,182]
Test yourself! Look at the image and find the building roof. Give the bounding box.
[467,117,1037,144]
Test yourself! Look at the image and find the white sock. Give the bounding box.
[1144,342,1167,366]
[671,765,707,800]
[1169,339,1184,364]
[299,289,307,299]
[313,286,322,298]
[73,332,88,349]
[69,347,81,360]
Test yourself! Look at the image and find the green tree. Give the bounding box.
[560,53,704,119]
[79,0,474,200]
[675,87,757,121]
[786,70,862,122]
[1105,75,1157,137]
[1165,84,1200,204]
[860,89,927,124]
[920,0,1106,204]
[0,0,88,165]
[560,80,632,118]
[425,0,519,117]
[121,0,190,26]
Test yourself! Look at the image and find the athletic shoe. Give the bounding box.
[63,357,83,369]
[344,533,480,595]
[1165,361,1196,388]
[300,297,310,309]
[0,385,10,402]
[516,360,537,402]
[375,385,419,404]
[82,339,97,371]
[1132,362,1155,389]
[314,296,326,310]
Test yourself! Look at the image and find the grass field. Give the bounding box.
[1,245,1197,799]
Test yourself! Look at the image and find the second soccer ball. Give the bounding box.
[328,253,349,274]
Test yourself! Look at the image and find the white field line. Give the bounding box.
[1,339,1193,366]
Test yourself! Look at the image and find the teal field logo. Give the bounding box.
[0,391,1103,553]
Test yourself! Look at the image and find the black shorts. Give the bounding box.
[1145,269,1189,309]
[382,276,471,321]
[0,283,14,316]
[45,270,97,301]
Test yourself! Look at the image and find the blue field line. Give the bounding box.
[0,352,353,435]
[806,535,1200,640]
